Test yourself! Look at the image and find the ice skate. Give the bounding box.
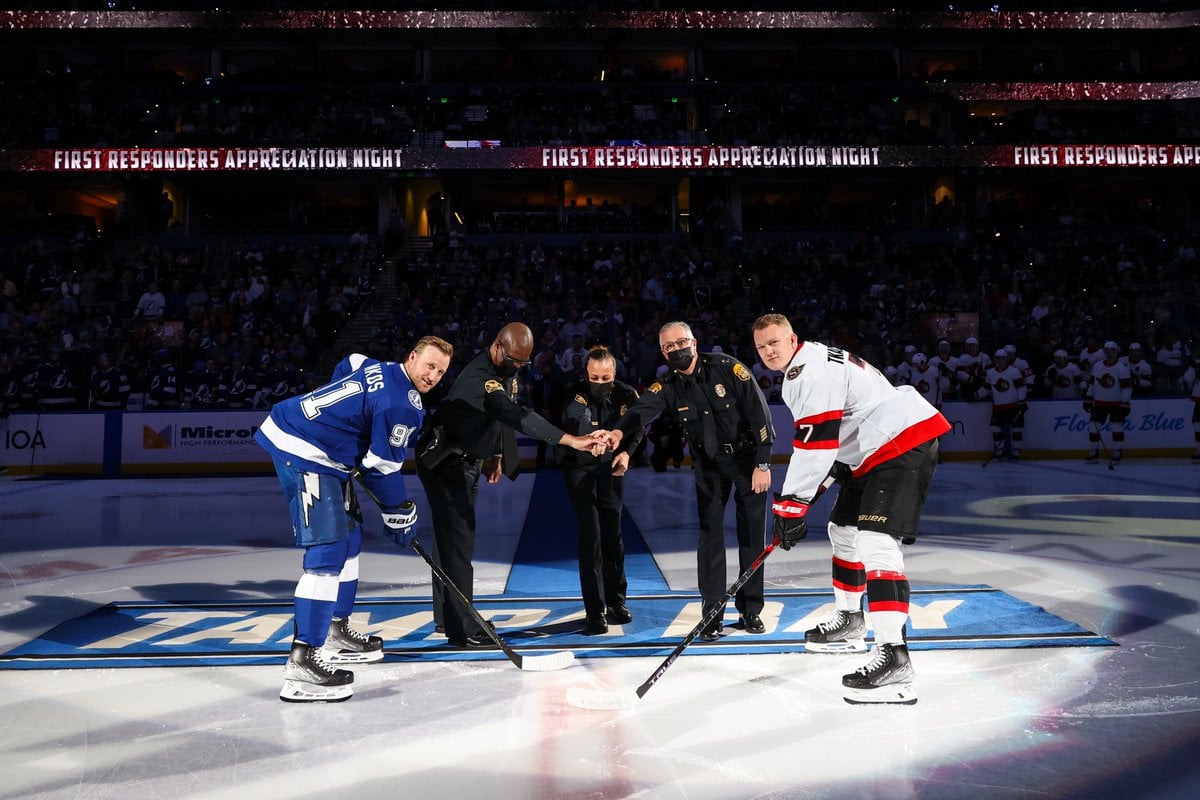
[1191,451,1200,463]
[1085,448,1098,463]
[1112,449,1123,463]
[280,641,354,703]
[804,609,868,653]
[842,643,917,705]
[320,617,384,664]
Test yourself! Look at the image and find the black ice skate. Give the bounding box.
[280,641,354,703]
[842,643,917,705]
[804,609,868,654]
[321,617,384,664]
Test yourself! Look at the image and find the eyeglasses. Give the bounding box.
[497,342,530,368]
[660,336,693,353]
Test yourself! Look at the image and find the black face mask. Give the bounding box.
[496,359,520,379]
[666,347,694,371]
[588,380,614,401]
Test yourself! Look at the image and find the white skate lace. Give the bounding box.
[307,645,339,676]
[816,611,848,634]
[852,645,891,676]
[337,619,372,646]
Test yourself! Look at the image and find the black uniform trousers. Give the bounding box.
[692,448,767,618]
[417,455,484,642]
[563,463,627,617]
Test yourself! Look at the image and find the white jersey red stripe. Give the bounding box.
[778,341,951,502]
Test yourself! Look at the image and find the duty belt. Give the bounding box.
[717,439,752,454]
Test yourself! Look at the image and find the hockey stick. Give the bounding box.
[353,471,574,672]
[568,472,835,710]
[565,536,788,710]
[1090,420,1116,471]
[981,436,1005,469]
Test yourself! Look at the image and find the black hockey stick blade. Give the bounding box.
[632,473,836,699]
[354,472,574,672]
[636,538,778,698]
[408,540,574,671]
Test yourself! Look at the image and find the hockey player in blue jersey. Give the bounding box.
[256,335,453,702]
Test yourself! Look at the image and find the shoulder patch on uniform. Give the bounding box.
[484,379,504,393]
[574,393,588,406]
[648,382,663,394]
[733,362,752,381]
[786,364,804,380]
[408,389,423,410]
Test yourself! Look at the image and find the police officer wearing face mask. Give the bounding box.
[561,346,643,635]
[605,321,775,641]
[417,322,606,648]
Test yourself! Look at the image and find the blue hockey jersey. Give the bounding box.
[255,353,424,508]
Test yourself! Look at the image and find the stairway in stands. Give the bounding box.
[324,236,434,368]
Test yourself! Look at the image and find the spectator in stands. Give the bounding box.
[133,282,166,322]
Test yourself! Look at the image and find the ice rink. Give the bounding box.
[2,458,1199,800]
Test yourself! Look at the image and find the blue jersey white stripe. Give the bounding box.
[255,354,423,509]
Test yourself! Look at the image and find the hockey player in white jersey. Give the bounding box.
[256,336,453,702]
[1043,349,1083,399]
[1121,343,1154,396]
[928,340,957,387]
[752,314,950,705]
[985,349,1028,460]
[954,337,991,400]
[1082,341,1133,463]
[907,352,946,410]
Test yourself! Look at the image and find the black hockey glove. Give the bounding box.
[1083,399,1093,414]
[771,494,810,550]
[381,501,418,547]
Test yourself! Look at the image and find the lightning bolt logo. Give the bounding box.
[300,472,321,529]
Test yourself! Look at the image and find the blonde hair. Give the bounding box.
[752,313,792,332]
[412,335,454,359]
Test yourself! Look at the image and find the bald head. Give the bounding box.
[496,322,534,357]
[491,322,534,372]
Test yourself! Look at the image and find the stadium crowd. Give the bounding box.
[7,200,1194,421]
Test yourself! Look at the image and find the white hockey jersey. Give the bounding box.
[908,363,947,408]
[985,364,1026,410]
[1121,356,1154,394]
[1084,359,1133,407]
[1044,361,1083,399]
[778,341,951,503]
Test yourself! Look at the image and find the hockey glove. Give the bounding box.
[1082,399,1093,414]
[771,494,809,550]
[381,501,418,547]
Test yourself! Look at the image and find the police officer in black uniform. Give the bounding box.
[606,321,775,641]
[416,322,605,648]
[561,346,644,635]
